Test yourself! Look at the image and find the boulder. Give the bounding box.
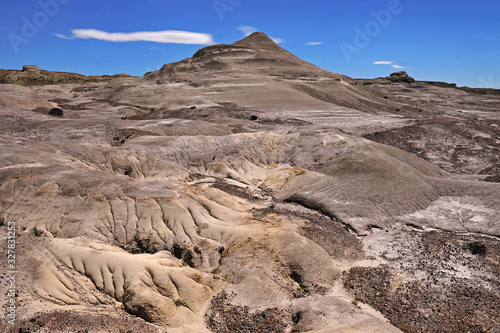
[22,65,42,72]
[387,71,415,83]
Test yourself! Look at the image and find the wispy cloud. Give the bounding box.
[373,61,407,69]
[305,42,324,46]
[237,25,257,37]
[271,37,286,44]
[55,29,214,44]
[373,61,394,65]
[236,26,286,44]
[54,33,72,40]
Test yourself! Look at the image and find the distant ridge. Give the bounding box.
[0,65,133,86]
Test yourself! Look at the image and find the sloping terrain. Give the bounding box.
[360,80,500,180]
[0,32,499,333]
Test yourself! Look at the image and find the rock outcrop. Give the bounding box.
[387,71,415,83]
[22,65,42,72]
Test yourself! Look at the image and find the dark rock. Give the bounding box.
[387,71,415,83]
[205,290,290,333]
[48,108,64,117]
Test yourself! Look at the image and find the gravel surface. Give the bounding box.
[205,290,290,333]
[344,230,500,333]
[8,310,165,333]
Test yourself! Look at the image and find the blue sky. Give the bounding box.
[1,0,499,88]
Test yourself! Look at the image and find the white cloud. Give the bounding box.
[305,42,324,46]
[237,25,258,37]
[55,29,214,44]
[373,61,407,69]
[373,61,394,65]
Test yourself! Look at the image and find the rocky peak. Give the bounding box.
[192,32,281,59]
[232,32,282,52]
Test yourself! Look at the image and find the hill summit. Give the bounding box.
[145,31,326,81]
[232,31,284,51]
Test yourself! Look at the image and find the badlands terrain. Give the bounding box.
[0,32,499,332]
